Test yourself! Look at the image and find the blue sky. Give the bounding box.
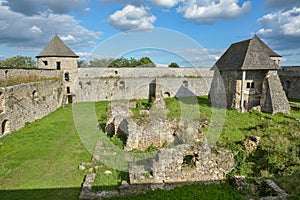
[0,0,300,67]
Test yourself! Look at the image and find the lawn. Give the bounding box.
[0,105,91,200]
[0,97,299,199]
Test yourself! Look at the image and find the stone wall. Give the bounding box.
[129,144,235,184]
[75,68,213,102]
[0,68,60,80]
[261,71,290,114]
[278,66,300,99]
[0,80,63,137]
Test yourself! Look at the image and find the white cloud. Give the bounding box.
[257,7,300,50]
[61,35,76,41]
[0,3,101,50]
[264,0,300,9]
[109,5,156,31]
[152,0,181,8]
[177,0,251,24]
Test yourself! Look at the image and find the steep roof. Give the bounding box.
[36,35,78,58]
[213,35,281,71]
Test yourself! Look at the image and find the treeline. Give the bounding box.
[0,55,36,69]
[78,57,156,68]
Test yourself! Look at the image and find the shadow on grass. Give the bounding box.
[0,187,82,200]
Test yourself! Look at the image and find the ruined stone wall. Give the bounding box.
[278,66,300,99]
[129,144,234,184]
[261,71,290,114]
[0,80,63,137]
[75,68,213,102]
[0,68,60,80]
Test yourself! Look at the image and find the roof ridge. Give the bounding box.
[36,35,78,58]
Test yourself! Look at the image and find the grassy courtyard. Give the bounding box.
[0,97,299,199]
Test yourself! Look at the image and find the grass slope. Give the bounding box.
[0,105,91,200]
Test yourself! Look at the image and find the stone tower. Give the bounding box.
[36,35,79,103]
[210,35,290,114]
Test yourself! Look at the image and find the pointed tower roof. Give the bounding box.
[36,35,78,58]
[213,35,281,71]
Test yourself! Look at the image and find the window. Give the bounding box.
[67,87,71,94]
[56,62,61,70]
[183,80,188,88]
[115,71,118,75]
[119,81,125,90]
[246,82,255,89]
[64,73,70,81]
[43,61,48,66]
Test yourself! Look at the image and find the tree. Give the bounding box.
[168,62,180,68]
[138,57,155,68]
[0,55,36,68]
[89,58,114,68]
[77,60,88,68]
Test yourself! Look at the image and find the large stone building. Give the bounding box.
[210,35,290,114]
[36,35,79,104]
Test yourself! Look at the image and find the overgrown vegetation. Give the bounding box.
[78,57,155,68]
[0,55,36,69]
[0,97,299,199]
[106,183,243,200]
[0,75,61,87]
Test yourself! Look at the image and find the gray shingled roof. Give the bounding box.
[36,35,78,58]
[213,35,281,71]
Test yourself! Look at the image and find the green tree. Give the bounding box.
[77,60,88,68]
[138,57,155,68]
[0,55,36,68]
[89,58,114,68]
[168,62,180,68]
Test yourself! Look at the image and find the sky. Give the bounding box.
[0,0,300,67]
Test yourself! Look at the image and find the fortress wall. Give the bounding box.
[75,68,213,102]
[0,80,63,137]
[0,68,61,80]
[78,67,213,78]
[278,66,300,99]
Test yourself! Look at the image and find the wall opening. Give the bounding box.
[64,72,70,81]
[246,81,255,89]
[67,95,73,104]
[43,61,48,66]
[115,71,118,75]
[56,62,61,70]
[183,80,188,88]
[182,155,196,168]
[164,92,171,98]
[1,120,10,135]
[119,81,125,90]
[67,87,71,94]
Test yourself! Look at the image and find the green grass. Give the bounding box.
[0,105,91,200]
[106,183,244,200]
[0,97,299,199]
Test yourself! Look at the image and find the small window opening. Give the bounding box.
[246,82,255,89]
[64,73,70,81]
[1,120,10,135]
[56,62,61,70]
[183,80,188,88]
[164,92,171,98]
[67,87,71,94]
[115,71,118,75]
[119,81,125,90]
[43,61,48,66]
[182,155,196,168]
